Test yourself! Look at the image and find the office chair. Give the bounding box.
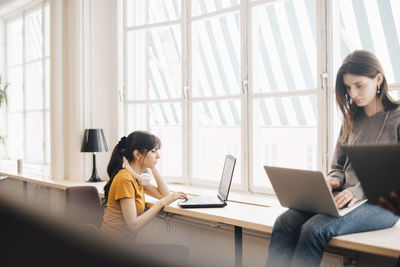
[65,186,104,228]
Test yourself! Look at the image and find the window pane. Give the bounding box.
[25,9,43,62]
[333,0,400,84]
[25,61,43,110]
[389,90,400,101]
[192,100,241,184]
[6,19,22,66]
[26,112,43,162]
[127,103,182,177]
[253,95,317,188]
[45,4,50,57]
[192,0,239,17]
[7,66,23,112]
[126,0,181,27]
[7,112,24,159]
[252,0,317,92]
[127,25,181,100]
[192,11,240,97]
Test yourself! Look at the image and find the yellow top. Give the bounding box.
[101,168,145,237]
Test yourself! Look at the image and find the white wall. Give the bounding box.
[51,0,119,181]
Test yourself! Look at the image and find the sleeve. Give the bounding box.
[326,129,346,188]
[114,175,136,201]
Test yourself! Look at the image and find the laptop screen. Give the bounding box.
[218,155,236,201]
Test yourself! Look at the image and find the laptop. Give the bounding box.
[179,155,236,208]
[264,166,367,216]
[343,144,400,205]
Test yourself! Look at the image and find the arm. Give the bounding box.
[120,192,187,235]
[143,167,170,199]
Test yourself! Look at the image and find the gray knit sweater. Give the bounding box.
[328,107,400,200]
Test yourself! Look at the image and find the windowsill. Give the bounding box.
[0,168,280,208]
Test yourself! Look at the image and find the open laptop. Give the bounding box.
[264,166,367,216]
[179,155,236,208]
[343,144,400,205]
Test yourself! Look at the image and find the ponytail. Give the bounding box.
[103,136,127,206]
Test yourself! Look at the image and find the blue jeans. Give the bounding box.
[266,203,399,267]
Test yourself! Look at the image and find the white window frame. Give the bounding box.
[3,1,50,174]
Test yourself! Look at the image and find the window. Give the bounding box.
[125,0,183,180]
[3,3,50,176]
[123,0,400,193]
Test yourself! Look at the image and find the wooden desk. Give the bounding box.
[2,172,400,265]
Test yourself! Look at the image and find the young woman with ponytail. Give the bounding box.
[101,130,187,238]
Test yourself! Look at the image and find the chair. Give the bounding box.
[65,186,104,228]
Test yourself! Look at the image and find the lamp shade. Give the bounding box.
[81,129,108,153]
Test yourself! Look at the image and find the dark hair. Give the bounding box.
[103,131,161,206]
[335,50,399,143]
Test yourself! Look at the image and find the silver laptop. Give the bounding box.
[179,155,236,208]
[264,166,367,217]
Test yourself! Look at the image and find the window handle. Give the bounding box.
[242,80,248,95]
[183,85,190,99]
[320,73,328,91]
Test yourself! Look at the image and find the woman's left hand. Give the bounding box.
[334,189,356,208]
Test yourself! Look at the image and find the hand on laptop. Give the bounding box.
[162,192,188,206]
[326,178,356,208]
[326,177,340,192]
[379,191,400,216]
[334,190,356,208]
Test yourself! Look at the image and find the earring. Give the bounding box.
[377,85,381,95]
[137,158,140,160]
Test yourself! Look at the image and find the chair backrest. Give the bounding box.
[65,186,104,228]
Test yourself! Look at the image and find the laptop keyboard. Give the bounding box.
[184,195,222,205]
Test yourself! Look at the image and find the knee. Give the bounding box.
[300,222,332,244]
[273,212,298,234]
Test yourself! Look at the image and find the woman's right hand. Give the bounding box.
[161,191,188,206]
[326,177,340,192]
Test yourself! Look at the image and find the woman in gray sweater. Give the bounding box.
[266,50,400,267]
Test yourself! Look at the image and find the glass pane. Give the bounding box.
[26,111,43,162]
[7,112,23,160]
[25,9,43,62]
[127,0,181,27]
[333,0,400,84]
[253,95,317,188]
[389,90,400,101]
[192,11,240,97]
[127,103,182,177]
[7,66,23,112]
[45,4,50,57]
[192,0,239,17]
[192,100,241,184]
[127,25,181,100]
[6,19,22,66]
[25,61,43,110]
[252,0,317,92]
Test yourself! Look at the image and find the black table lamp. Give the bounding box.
[81,128,108,182]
